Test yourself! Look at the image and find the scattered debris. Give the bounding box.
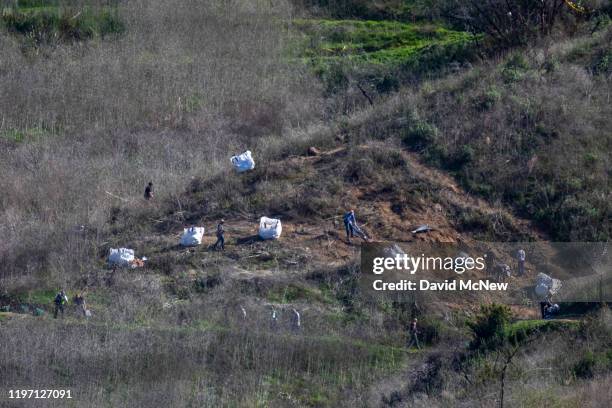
[108,248,146,268]
[307,146,321,156]
[231,150,255,173]
[411,225,432,234]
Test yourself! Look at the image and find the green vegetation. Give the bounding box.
[504,319,579,339]
[296,19,473,64]
[573,350,612,379]
[467,304,512,350]
[1,1,124,41]
[15,288,56,305]
[344,25,612,241]
[294,19,477,92]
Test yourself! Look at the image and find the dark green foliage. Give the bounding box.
[573,351,596,378]
[468,304,512,350]
[501,54,530,83]
[402,121,438,150]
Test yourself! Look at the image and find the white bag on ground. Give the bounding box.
[259,217,282,240]
[535,273,562,297]
[108,248,135,267]
[231,150,255,173]
[180,227,205,247]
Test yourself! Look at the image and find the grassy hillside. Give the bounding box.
[0,0,610,406]
[334,26,611,241]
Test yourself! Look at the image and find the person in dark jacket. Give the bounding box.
[144,182,154,200]
[74,293,87,317]
[213,219,225,251]
[406,318,421,349]
[517,248,526,276]
[53,290,68,319]
[540,298,552,319]
[343,210,357,242]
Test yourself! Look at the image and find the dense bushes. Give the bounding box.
[442,0,588,47]
[468,304,512,350]
[407,32,612,241]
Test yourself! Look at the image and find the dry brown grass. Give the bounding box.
[0,0,325,288]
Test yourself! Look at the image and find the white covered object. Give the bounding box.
[535,283,549,297]
[259,217,282,240]
[231,150,255,173]
[108,248,135,267]
[535,273,562,298]
[180,227,205,247]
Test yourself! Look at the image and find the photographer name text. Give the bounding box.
[372,279,507,291]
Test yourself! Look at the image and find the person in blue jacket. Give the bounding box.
[343,210,357,242]
[343,209,369,242]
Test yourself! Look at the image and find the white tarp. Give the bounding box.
[180,227,205,247]
[108,248,135,267]
[231,150,255,173]
[259,217,282,240]
[535,273,562,298]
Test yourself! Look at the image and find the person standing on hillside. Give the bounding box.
[343,209,368,243]
[270,308,279,331]
[406,318,421,350]
[144,182,154,200]
[213,219,225,251]
[74,293,87,317]
[517,248,526,276]
[53,290,68,319]
[291,308,301,333]
[343,210,358,242]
